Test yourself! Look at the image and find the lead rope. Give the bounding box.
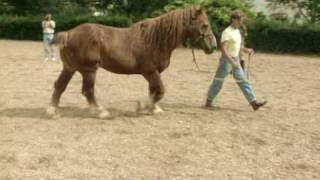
[191,47,200,71]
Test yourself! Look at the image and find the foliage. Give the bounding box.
[1,0,58,15]
[0,0,95,15]
[247,19,320,53]
[266,0,320,23]
[108,0,170,21]
[0,15,131,40]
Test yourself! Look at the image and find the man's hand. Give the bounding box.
[230,58,240,69]
[243,48,254,55]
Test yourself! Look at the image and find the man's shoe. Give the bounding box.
[205,99,213,108]
[251,100,267,111]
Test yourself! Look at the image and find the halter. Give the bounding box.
[191,31,212,46]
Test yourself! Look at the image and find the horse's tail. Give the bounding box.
[52,31,68,48]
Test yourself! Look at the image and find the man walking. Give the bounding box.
[205,10,267,111]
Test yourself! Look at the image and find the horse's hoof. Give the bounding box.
[136,101,153,115]
[152,105,164,114]
[46,106,60,119]
[98,110,111,119]
[46,106,56,116]
[52,113,61,120]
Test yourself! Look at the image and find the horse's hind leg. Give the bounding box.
[80,70,110,119]
[139,71,165,114]
[47,68,75,118]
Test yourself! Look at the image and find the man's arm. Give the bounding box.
[241,45,254,54]
[48,21,55,29]
[51,21,56,29]
[41,21,45,29]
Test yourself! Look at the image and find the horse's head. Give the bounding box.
[187,6,217,54]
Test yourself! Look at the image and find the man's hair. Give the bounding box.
[44,14,52,21]
[230,10,243,23]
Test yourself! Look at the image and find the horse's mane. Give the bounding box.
[131,7,196,51]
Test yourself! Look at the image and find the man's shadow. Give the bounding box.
[159,102,249,113]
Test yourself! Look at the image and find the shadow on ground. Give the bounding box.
[0,106,143,120]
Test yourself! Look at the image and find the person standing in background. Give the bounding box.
[42,13,56,62]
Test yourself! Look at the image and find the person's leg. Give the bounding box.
[48,34,56,61]
[206,57,232,106]
[233,65,267,110]
[233,66,255,103]
[43,34,50,61]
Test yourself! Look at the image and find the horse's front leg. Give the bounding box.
[138,71,165,114]
[47,68,75,119]
[80,70,110,119]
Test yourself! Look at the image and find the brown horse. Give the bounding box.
[46,6,217,118]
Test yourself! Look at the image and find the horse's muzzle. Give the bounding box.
[204,45,216,54]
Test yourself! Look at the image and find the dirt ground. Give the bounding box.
[0,40,319,180]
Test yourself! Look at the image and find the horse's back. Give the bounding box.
[66,23,131,51]
[59,23,105,71]
[60,23,139,73]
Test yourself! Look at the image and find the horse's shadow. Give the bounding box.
[0,103,249,120]
[0,106,141,120]
[0,107,49,119]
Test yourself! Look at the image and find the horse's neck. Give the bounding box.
[132,10,189,55]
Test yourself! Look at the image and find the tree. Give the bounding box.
[2,0,59,15]
[110,0,170,20]
[1,0,94,15]
[266,0,320,23]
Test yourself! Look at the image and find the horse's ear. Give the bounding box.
[196,5,202,12]
[192,5,203,20]
[140,22,147,29]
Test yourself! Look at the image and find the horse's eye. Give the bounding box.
[202,24,209,29]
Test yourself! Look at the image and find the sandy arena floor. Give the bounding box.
[0,40,319,180]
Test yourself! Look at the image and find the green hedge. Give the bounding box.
[0,15,132,40]
[246,20,320,53]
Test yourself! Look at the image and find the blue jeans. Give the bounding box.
[207,56,256,104]
[43,33,55,59]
